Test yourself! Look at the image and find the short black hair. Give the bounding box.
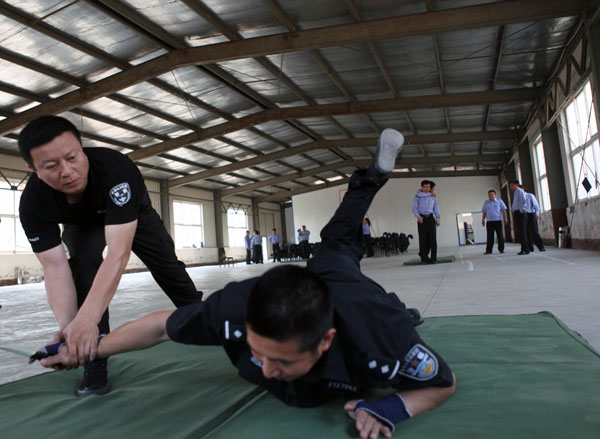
[18,115,82,166]
[509,180,520,186]
[488,189,496,194]
[421,180,430,187]
[245,265,333,353]
[429,180,436,188]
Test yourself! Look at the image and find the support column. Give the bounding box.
[213,191,224,249]
[279,203,287,244]
[541,123,569,244]
[518,139,535,192]
[251,198,260,233]
[159,180,171,234]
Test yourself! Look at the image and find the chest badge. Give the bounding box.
[109,183,131,206]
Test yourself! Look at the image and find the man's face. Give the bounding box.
[28,131,89,202]
[509,183,517,192]
[302,226,306,231]
[488,191,496,201]
[421,184,431,193]
[246,327,335,382]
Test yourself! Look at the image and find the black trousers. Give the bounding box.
[316,167,387,263]
[363,234,374,257]
[526,214,545,251]
[253,244,263,263]
[485,221,504,253]
[513,211,529,252]
[62,211,202,334]
[272,243,281,262]
[417,215,437,262]
[245,248,252,264]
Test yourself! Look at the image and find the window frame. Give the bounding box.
[561,80,600,202]
[172,200,204,249]
[226,207,249,248]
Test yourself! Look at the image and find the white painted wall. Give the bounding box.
[292,175,501,248]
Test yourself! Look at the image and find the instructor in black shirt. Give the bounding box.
[18,115,202,397]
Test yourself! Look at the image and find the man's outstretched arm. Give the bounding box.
[41,310,174,369]
[345,374,456,439]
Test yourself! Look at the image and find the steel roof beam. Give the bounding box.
[0,0,586,135]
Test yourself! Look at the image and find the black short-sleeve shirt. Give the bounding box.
[19,147,154,253]
[166,252,454,407]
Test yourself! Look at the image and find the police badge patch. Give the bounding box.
[109,182,131,206]
[398,344,438,381]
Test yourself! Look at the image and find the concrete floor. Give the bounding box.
[1,243,599,385]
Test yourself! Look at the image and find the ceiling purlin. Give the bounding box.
[0,0,583,136]
[180,0,349,180]
[129,88,536,162]
[97,0,331,185]
[480,25,507,156]
[344,0,426,156]
[169,130,516,187]
[223,154,507,197]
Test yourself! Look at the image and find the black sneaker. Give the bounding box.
[408,308,424,327]
[77,358,109,397]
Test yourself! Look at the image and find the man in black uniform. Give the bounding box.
[43,128,455,438]
[18,115,202,397]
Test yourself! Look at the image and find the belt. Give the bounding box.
[420,213,434,218]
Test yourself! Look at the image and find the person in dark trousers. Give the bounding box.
[412,180,440,264]
[269,228,283,262]
[481,189,507,254]
[251,230,263,264]
[17,115,203,397]
[298,225,311,259]
[362,218,374,257]
[244,230,252,264]
[43,128,455,439]
[509,180,529,255]
[522,187,546,252]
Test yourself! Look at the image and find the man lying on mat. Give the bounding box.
[42,129,456,439]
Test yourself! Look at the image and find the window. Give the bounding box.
[172,201,204,248]
[0,180,29,253]
[227,208,248,247]
[532,137,550,212]
[562,80,600,200]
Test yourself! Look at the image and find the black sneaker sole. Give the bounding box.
[76,385,109,397]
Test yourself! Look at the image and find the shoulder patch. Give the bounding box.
[109,182,131,206]
[398,344,438,381]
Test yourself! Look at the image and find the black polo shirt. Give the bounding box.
[19,147,154,253]
[166,253,453,407]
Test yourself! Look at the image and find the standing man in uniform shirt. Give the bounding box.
[17,115,203,397]
[298,225,311,259]
[43,128,455,439]
[251,230,264,264]
[269,228,283,263]
[509,180,529,255]
[412,180,440,264]
[481,189,507,254]
[244,230,252,264]
[522,187,546,252]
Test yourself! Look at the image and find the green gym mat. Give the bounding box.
[403,255,456,265]
[1,312,599,438]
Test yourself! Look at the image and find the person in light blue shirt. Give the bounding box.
[412,180,440,264]
[251,230,263,264]
[244,230,252,264]
[298,225,311,259]
[522,187,546,252]
[481,190,507,254]
[269,228,283,262]
[509,180,529,255]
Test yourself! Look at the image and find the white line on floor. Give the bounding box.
[539,255,577,265]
